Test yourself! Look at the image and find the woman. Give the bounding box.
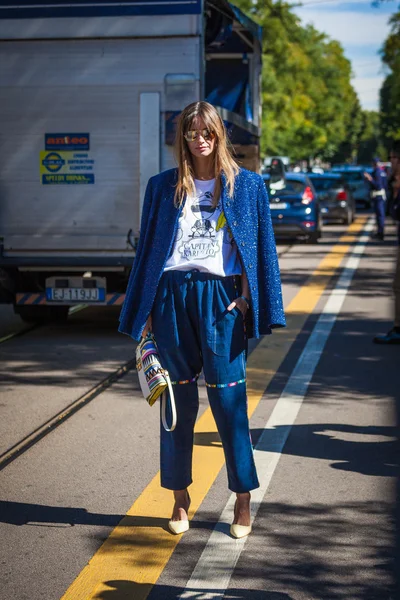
[119,101,285,538]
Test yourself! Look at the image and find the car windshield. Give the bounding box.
[335,171,363,182]
[311,178,341,191]
[267,179,305,197]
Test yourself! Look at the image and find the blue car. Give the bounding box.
[262,172,322,243]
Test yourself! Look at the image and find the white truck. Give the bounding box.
[0,0,262,322]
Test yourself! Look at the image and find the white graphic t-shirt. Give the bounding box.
[164,178,242,277]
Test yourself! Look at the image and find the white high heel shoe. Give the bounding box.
[168,519,190,535]
[168,491,190,535]
[230,498,252,539]
[230,523,252,539]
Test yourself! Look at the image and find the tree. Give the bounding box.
[379,11,400,147]
[232,0,362,161]
[358,111,386,163]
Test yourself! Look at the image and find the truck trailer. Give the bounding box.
[0,0,262,323]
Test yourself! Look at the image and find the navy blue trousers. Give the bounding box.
[374,197,385,235]
[152,270,260,493]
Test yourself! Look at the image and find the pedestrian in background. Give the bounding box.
[119,101,286,537]
[374,141,400,344]
[364,157,386,241]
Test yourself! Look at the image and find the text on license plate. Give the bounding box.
[46,288,106,302]
[270,202,287,209]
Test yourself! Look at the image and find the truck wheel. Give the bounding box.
[14,305,69,324]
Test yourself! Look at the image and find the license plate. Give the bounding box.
[46,287,106,303]
[270,202,287,209]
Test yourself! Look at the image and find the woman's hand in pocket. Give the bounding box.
[227,297,248,317]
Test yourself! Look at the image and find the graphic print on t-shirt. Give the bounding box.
[178,189,221,260]
[164,177,242,277]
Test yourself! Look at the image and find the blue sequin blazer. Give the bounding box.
[119,167,286,341]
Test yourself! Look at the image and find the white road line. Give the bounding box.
[179,219,374,600]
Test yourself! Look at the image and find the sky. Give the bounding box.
[293,0,398,111]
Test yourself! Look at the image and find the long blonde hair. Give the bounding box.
[173,101,239,207]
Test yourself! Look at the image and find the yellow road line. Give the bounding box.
[61,217,368,600]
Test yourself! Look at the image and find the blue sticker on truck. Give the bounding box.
[42,174,95,184]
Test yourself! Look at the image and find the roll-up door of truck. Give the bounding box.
[0,37,198,256]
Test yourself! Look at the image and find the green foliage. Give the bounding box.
[332,109,387,164]
[232,0,362,161]
[380,12,400,147]
[358,111,386,163]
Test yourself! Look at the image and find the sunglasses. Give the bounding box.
[184,129,215,142]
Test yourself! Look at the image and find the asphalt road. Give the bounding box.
[0,215,398,600]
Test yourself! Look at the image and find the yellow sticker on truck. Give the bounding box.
[40,150,95,184]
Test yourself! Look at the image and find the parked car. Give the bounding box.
[263,172,322,243]
[331,166,372,208]
[308,173,355,224]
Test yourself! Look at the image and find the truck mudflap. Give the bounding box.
[15,293,126,306]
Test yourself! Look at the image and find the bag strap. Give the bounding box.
[161,372,177,432]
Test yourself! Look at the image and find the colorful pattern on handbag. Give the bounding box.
[136,336,167,406]
[136,333,177,431]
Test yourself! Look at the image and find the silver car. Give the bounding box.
[331,167,372,208]
[309,173,356,225]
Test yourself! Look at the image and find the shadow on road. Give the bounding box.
[91,579,294,599]
[195,423,397,478]
[0,499,393,599]
[94,580,293,599]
